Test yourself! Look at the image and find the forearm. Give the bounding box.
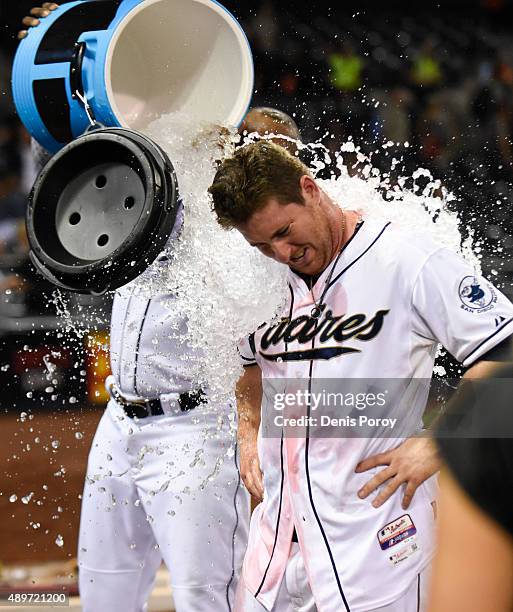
[235,364,262,444]
[235,364,264,501]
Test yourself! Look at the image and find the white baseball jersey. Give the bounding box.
[109,284,203,399]
[78,202,250,611]
[239,218,513,612]
[108,203,203,401]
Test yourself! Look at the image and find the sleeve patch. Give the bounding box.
[458,276,497,313]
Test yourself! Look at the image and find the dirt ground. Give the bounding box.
[0,407,102,565]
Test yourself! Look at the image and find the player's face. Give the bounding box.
[236,176,334,275]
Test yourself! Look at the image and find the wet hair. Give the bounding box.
[209,140,310,229]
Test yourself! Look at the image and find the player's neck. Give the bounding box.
[326,201,359,263]
[295,200,361,285]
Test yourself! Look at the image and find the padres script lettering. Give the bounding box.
[259,307,390,362]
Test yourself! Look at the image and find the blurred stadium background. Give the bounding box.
[1,0,513,607]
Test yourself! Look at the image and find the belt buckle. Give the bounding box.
[109,382,150,416]
[132,398,150,407]
[127,397,152,418]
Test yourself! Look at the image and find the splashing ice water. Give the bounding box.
[137,113,478,403]
[140,112,288,402]
[45,111,480,414]
[305,139,479,269]
[52,289,88,339]
[43,354,57,377]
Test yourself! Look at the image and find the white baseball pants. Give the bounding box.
[235,543,430,612]
[78,399,249,612]
[235,543,315,612]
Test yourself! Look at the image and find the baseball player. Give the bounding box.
[74,110,301,612]
[209,141,513,612]
[240,107,301,154]
[18,9,301,605]
[18,7,242,612]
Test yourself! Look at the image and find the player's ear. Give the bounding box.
[299,175,319,205]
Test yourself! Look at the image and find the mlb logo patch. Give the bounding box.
[388,541,420,567]
[377,514,417,550]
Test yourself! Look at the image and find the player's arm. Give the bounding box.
[235,364,264,502]
[357,247,513,509]
[356,337,513,509]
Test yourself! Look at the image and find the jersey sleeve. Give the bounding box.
[238,332,257,367]
[411,248,513,367]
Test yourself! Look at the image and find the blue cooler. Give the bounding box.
[12,0,254,152]
[12,0,253,294]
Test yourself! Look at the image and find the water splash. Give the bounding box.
[140,112,288,403]
[137,114,478,405]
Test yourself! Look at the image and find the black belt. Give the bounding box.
[112,388,207,419]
